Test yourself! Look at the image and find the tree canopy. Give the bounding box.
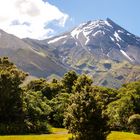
[0,57,140,137]
[64,86,110,140]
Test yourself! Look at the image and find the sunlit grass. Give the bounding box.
[0,134,71,140]
[51,127,68,133]
[107,131,140,140]
[0,128,70,140]
[0,129,140,140]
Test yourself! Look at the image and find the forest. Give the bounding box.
[0,57,140,140]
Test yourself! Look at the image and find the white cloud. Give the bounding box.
[0,0,69,39]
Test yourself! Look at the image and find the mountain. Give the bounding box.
[24,18,140,87]
[0,29,67,77]
[0,18,140,88]
[43,18,140,65]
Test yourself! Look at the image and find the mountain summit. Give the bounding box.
[46,18,140,64]
[0,18,140,87]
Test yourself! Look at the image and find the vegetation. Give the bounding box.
[64,87,110,140]
[23,91,52,134]
[0,57,140,140]
[0,57,27,134]
[0,57,51,134]
[61,71,78,93]
[49,93,70,127]
[128,114,140,134]
[107,80,140,131]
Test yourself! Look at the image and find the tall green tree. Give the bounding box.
[93,86,118,110]
[62,70,78,93]
[23,91,52,134]
[107,96,135,131]
[49,93,70,127]
[64,87,110,140]
[107,80,140,131]
[0,57,27,134]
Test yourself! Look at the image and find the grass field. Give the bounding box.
[51,128,68,134]
[0,129,140,140]
[0,134,70,140]
[108,131,140,140]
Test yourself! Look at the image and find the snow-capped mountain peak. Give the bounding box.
[45,18,140,64]
[71,18,114,40]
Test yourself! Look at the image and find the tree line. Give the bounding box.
[0,57,140,140]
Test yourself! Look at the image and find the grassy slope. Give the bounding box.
[0,129,140,140]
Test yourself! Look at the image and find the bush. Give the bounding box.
[49,93,70,127]
[0,123,26,135]
[128,114,140,134]
[107,96,135,131]
[23,91,52,134]
[24,120,51,134]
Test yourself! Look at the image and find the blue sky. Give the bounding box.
[0,0,139,39]
[47,0,140,36]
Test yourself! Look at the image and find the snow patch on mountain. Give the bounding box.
[110,36,115,42]
[116,43,121,49]
[120,50,133,61]
[118,30,124,33]
[48,35,67,44]
[71,28,81,39]
[62,40,67,44]
[114,31,122,42]
[85,37,90,45]
[86,20,101,29]
[75,42,78,46]
[88,48,91,51]
[92,30,103,37]
[104,20,113,28]
[127,33,131,36]
[33,50,46,57]
[83,30,93,36]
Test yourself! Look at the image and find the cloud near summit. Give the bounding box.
[0,0,69,39]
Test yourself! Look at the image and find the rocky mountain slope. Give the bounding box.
[0,29,67,77]
[0,18,140,88]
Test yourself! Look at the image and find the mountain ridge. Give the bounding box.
[0,18,140,88]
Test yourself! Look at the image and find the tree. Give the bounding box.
[26,78,47,92]
[26,78,62,100]
[62,71,78,93]
[0,57,27,134]
[106,80,140,131]
[64,87,110,140]
[92,86,118,110]
[49,93,70,127]
[107,96,135,131]
[128,114,140,134]
[0,57,52,134]
[45,79,62,99]
[119,81,140,113]
[72,74,93,93]
[23,91,52,134]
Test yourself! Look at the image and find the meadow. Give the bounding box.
[108,131,140,140]
[0,128,140,140]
